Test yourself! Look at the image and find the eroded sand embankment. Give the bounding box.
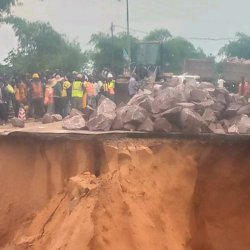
[1,137,250,250]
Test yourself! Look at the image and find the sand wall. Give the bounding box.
[0,137,250,250]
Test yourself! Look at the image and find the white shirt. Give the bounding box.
[218,79,225,88]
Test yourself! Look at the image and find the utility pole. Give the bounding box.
[111,22,115,73]
[126,0,131,72]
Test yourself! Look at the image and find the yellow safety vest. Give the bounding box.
[72,81,83,98]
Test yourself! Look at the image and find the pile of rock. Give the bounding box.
[62,80,250,134]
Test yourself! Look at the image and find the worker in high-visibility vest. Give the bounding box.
[71,74,85,111]
[30,73,45,120]
[85,77,97,108]
[107,73,115,102]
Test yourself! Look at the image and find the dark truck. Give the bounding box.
[183,58,215,82]
[222,61,250,93]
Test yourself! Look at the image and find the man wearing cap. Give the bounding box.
[71,74,85,110]
[30,73,45,120]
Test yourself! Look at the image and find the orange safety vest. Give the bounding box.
[19,82,27,102]
[238,82,249,97]
[32,82,44,99]
[85,82,95,96]
[15,88,20,102]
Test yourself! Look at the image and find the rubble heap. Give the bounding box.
[63,79,250,134]
[226,57,250,64]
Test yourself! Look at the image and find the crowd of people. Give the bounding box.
[0,70,118,124]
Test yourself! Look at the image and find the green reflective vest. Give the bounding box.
[72,81,83,98]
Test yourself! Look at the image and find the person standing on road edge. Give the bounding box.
[62,76,72,118]
[128,73,138,98]
[72,74,85,111]
[30,73,45,120]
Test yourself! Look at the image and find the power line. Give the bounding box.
[114,25,237,41]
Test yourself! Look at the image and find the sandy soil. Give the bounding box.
[1,138,250,250]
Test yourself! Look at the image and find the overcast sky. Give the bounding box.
[1,0,249,63]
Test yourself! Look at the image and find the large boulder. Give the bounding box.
[224,103,242,118]
[237,103,250,116]
[87,96,116,131]
[190,89,208,102]
[124,105,149,125]
[97,96,116,115]
[208,123,225,134]
[69,109,83,118]
[128,94,154,112]
[87,113,116,131]
[111,106,130,130]
[184,82,197,101]
[202,108,217,123]
[179,108,207,132]
[42,113,54,124]
[216,94,227,106]
[210,101,225,112]
[52,114,63,122]
[11,117,25,128]
[228,125,239,134]
[153,118,172,132]
[153,106,182,123]
[193,99,214,116]
[82,106,95,121]
[138,118,154,132]
[62,115,87,130]
[154,87,177,112]
[123,123,136,131]
[199,82,215,89]
[235,115,250,134]
[174,85,186,102]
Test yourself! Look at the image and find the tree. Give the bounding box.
[142,29,207,74]
[0,0,20,16]
[165,37,206,74]
[219,32,250,59]
[144,29,172,42]
[1,16,84,73]
[88,32,139,76]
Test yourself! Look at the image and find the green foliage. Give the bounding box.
[144,29,172,42]
[0,0,20,16]
[1,16,84,74]
[89,32,139,76]
[165,37,206,74]
[219,32,250,59]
